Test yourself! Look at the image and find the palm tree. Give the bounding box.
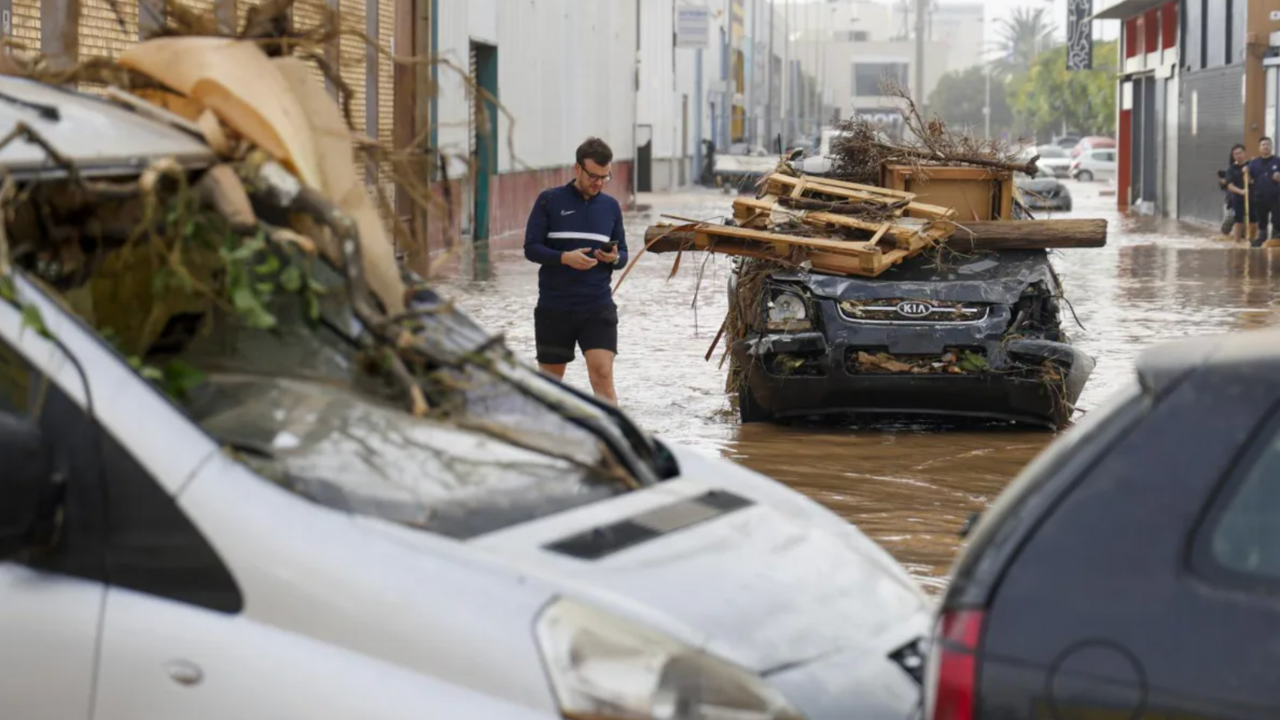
[995,7,1058,75]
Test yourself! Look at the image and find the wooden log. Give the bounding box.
[946,219,1108,250]
[645,218,1107,253]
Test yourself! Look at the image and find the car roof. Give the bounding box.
[1137,329,1280,394]
[0,75,214,178]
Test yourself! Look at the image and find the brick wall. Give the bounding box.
[1180,65,1245,227]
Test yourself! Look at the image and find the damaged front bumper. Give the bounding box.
[731,330,1095,429]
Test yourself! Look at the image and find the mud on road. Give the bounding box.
[439,180,1280,592]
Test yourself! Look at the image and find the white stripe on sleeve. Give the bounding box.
[547,231,611,243]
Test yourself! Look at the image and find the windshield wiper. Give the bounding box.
[0,91,60,122]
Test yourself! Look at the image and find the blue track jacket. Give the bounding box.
[524,181,629,311]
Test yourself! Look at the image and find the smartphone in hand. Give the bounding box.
[600,241,617,254]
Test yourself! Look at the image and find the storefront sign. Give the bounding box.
[676,5,710,50]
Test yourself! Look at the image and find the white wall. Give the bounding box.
[638,0,678,160]
[434,0,638,178]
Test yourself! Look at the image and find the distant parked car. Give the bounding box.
[1015,175,1073,211]
[1020,145,1072,178]
[1053,135,1081,150]
[1070,135,1117,158]
[925,328,1280,720]
[1070,148,1117,182]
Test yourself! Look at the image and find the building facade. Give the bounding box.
[432,0,638,259]
[1096,0,1181,218]
[1097,0,1280,227]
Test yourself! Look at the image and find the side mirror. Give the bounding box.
[0,411,56,559]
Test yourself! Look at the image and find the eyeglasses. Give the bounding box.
[581,167,612,183]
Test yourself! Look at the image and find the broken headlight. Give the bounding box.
[766,292,811,331]
[535,598,806,720]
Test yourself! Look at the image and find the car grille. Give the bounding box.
[838,299,990,324]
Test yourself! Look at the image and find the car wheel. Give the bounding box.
[1077,170,1094,182]
[737,383,771,424]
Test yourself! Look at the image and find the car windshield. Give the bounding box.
[167,258,650,538]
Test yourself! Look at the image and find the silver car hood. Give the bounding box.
[460,445,931,674]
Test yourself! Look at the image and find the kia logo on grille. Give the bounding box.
[896,301,933,318]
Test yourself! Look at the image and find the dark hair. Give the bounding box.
[576,137,613,168]
[1231,143,1246,163]
[1263,137,1274,145]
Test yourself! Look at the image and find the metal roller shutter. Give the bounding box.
[12,0,40,53]
[289,0,330,91]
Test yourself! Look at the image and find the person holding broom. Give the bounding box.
[1224,144,1252,242]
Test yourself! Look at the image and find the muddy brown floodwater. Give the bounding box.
[438,180,1280,593]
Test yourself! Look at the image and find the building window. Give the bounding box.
[836,30,868,42]
[853,62,909,97]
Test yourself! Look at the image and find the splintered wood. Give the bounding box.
[643,173,959,278]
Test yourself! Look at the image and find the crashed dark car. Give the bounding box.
[1015,176,1073,212]
[728,250,1095,429]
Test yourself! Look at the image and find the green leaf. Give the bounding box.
[958,351,988,372]
[0,274,15,302]
[139,364,164,381]
[305,291,321,322]
[279,264,303,293]
[20,304,51,339]
[254,253,281,276]
[231,284,277,329]
[161,360,206,400]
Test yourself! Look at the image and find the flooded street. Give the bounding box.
[439,180,1280,592]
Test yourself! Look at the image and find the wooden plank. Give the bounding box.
[867,222,891,248]
[768,174,909,204]
[789,174,917,199]
[686,221,886,258]
[769,174,955,220]
[733,196,949,249]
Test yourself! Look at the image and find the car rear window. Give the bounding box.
[1197,406,1280,589]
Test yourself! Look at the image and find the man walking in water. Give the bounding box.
[523,137,628,404]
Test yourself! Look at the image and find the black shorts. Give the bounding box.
[1230,196,1252,224]
[534,305,618,364]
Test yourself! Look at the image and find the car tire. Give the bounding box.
[1077,170,1094,182]
[737,383,771,424]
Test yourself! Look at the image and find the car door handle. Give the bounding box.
[164,659,204,686]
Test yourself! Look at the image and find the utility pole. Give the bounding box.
[984,62,991,137]
[784,0,791,146]
[766,0,774,149]
[723,0,732,149]
[913,0,925,117]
